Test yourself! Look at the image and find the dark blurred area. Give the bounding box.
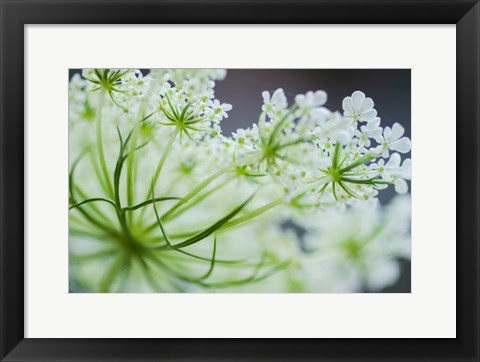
[69,69,411,292]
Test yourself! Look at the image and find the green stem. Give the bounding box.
[142,166,232,234]
[89,150,109,196]
[96,89,114,198]
[268,104,298,145]
[69,201,120,238]
[126,131,138,225]
[137,128,179,221]
[121,197,180,213]
[214,181,320,232]
[166,174,236,221]
[112,138,137,247]
[69,197,116,210]
[72,186,116,226]
[161,166,232,221]
[69,225,116,241]
[125,111,157,226]
[339,155,373,174]
[150,128,180,193]
[219,198,283,231]
[332,142,341,169]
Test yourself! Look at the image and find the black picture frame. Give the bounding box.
[1,0,478,361]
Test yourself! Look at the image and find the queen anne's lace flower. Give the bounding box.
[154,71,232,142]
[342,90,378,123]
[312,110,354,144]
[69,70,411,293]
[82,68,146,109]
[377,122,412,157]
[372,153,412,193]
[355,118,383,147]
[262,88,288,118]
[295,90,327,116]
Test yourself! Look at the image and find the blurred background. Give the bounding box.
[69,69,411,292]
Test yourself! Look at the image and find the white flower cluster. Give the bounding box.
[229,88,411,206]
[81,68,147,109]
[149,69,231,141]
[68,69,411,293]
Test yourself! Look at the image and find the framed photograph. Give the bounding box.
[1,0,478,361]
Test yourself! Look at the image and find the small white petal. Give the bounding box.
[351,91,366,111]
[262,91,270,102]
[342,97,354,114]
[366,117,381,129]
[272,88,287,107]
[386,153,401,168]
[370,128,383,141]
[295,94,306,107]
[359,97,374,113]
[310,107,330,123]
[360,109,378,122]
[390,137,411,153]
[401,159,412,180]
[313,90,327,106]
[395,178,408,194]
[390,123,405,141]
[383,126,392,141]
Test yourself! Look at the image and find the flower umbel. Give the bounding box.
[69,69,411,293]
